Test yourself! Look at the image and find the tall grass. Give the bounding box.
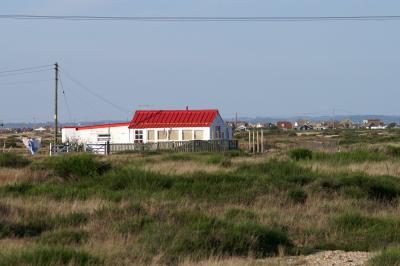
[313,150,387,164]
[368,248,400,266]
[0,246,101,266]
[124,209,293,264]
[42,153,111,179]
[0,152,30,168]
[327,212,400,251]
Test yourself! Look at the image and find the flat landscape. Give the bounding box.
[1,129,400,265]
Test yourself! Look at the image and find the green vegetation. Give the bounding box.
[289,148,313,161]
[328,212,400,250]
[0,246,101,266]
[42,153,111,179]
[0,152,30,168]
[368,248,400,266]
[288,188,307,204]
[313,150,387,163]
[2,130,400,264]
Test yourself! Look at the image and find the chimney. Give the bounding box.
[186,106,189,111]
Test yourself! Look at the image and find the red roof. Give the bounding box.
[63,122,130,131]
[129,109,219,129]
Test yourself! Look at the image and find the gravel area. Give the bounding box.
[263,250,375,266]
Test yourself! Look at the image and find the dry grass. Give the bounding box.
[0,168,50,186]
[301,160,400,177]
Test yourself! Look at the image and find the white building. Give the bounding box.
[62,109,232,144]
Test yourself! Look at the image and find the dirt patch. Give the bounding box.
[264,250,374,266]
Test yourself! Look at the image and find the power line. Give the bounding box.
[58,74,73,123]
[0,79,51,86]
[0,64,52,74]
[0,68,53,78]
[58,67,131,115]
[1,14,400,22]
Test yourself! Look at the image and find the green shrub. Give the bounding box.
[225,208,259,222]
[206,154,224,164]
[289,148,313,161]
[0,220,51,238]
[288,188,307,204]
[134,210,293,264]
[368,248,400,266]
[39,229,89,245]
[0,153,30,168]
[317,174,400,201]
[220,157,232,168]
[313,150,387,164]
[44,154,111,179]
[0,246,101,266]
[387,146,400,157]
[330,212,400,250]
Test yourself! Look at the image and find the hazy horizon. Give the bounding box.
[1,1,400,123]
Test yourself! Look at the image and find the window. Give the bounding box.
[147,130,155,142]
[97,134,110,142]
[169,130,179,141]
[215,126,221,139]
[134,130,143,143]
[182,130,192,141]
[158,130,167,140]
[194,130,203,140]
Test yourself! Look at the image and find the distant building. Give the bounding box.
[297,124,313,131]
[363,119,385,129]
[62,109,232,144]
[276,121,293,130]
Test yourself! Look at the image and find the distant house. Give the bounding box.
[297,124,313,131]
[276,121,293,130]
[62,109,232,144]
[363,119,385,129]
[338,119,354,129]
[313,122,327,131]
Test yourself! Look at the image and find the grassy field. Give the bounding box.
[1,129,400,265]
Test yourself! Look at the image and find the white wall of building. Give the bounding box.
[62,113,232,144]
[62,126,131,144]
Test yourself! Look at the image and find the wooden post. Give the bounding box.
[252,130,255,153]
[256,130,259,153]
[261,130,264,153]
[248,130,251,152]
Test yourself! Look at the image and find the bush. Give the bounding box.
[288,188,307,204]
[0,246,101,266]
[44,154,111,179]
[0,220,51,238]
[225,208,259,222]
[386,146,400,157]
[289,148,313,161]
[220,157,232,168]
[39,229,89,245]
[134,210,293,264]
[0,153,30,168]
[318,174,400,202]
[313,150,387,164]
[368,248,400,266]
[330,212,400,250]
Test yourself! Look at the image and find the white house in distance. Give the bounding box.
[62,109,232,144]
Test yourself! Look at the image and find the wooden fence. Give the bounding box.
[51,140,238,155]
[109,140,238,154]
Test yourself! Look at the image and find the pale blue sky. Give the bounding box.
[1,1,400,122]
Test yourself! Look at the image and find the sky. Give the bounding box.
[1,0,400,123]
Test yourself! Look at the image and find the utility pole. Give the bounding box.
[54,63,59,146]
